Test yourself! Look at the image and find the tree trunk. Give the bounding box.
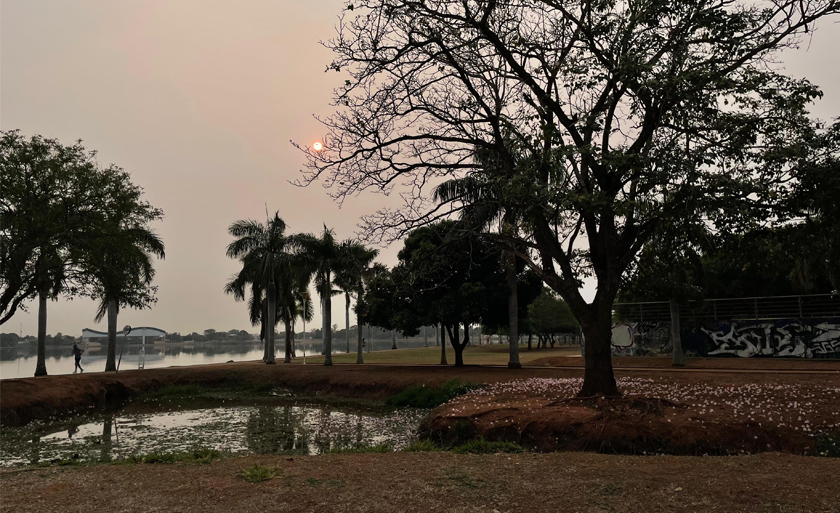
[261,303,268,362]
[356,314,364,364]
[439,324,447,365]
[283,314,292,363]
[506,252,520,369]
[527,333,532,350]
[435,326,439,346]
[345,292,351,353]
[291,320,297,358]
[423,326,428,347]
[34,290,48,377]
[104,299,118,372]
[447,324,465,367]
[578,308,619,397]
[391,329,397,350]
[670,297,685,366]
[265,284,276,364]
[323,278,332,365]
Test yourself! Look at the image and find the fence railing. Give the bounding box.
[613,293,840,323]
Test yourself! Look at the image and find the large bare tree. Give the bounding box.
[297,0,838,396]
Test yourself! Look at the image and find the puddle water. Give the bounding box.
[0,399,428,466]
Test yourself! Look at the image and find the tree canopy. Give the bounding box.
[300,0,840,395]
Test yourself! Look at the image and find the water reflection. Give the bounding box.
[246,406,309,455]
[0,338,436,379]
[0,400,427,466]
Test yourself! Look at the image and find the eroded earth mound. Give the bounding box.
[420,378,840,455]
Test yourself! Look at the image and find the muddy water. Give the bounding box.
[0,399,428,466]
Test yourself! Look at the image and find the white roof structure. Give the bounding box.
[82,327,166,338]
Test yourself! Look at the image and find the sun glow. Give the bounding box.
[312,141,323,151]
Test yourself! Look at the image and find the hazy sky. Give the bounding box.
[2,1,839,337]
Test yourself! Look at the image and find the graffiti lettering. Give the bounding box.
[697,319,840,358]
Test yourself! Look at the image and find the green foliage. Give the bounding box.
[450,438,524,455]
[303,0,840,395]
[121,447,221,465]
[402,439,443,452]
[816,432,840,458]
[305,477,346,488]
[144,384,205,399]
[327,443,391,454]
[0,130,163,325]
[527,288,579,336]
[385,380,479,408]
[238,464,280,483]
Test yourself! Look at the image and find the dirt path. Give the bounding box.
[1,452,838,513]
[3,360,840,427]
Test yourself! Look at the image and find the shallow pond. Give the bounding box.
[0,398,428,467]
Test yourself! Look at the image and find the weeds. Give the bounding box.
[594,483,625,496]
[386,380,480,409]
[238,464,279,483]
[305,477,346,488]
[120,447,222,465]
[451,438,524,454]
[327,444,391,454]
[816,432,840,457]
[440,467,483,488]
[402,439,442,452]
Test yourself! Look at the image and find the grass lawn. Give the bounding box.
[294,342,580,365]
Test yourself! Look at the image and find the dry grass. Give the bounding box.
[295,343,580,365]
[3,452,839,512]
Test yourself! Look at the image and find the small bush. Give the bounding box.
[451,438,524,454]
[238,464,279,483]
[386,380,480,409]
[402,439,442,452]
[144,384,204,399]
[816,432,840,457]
[328,444,391,454]
[121,447,222,465]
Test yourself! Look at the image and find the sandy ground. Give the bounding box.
[1,452,839,513]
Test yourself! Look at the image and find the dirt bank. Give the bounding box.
[421,376,840,455]
[2,452,839,513]
[3,360,840,428]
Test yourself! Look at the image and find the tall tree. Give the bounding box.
[299,0,839,396]
[78,194,165,372]
[226,213,297,365]
[1,132,113,375]
[298,226,342,365]
[334,239,379,359]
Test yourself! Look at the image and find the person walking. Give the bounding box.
[72,343,84,373]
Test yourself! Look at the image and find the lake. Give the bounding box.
[0,336,439,379]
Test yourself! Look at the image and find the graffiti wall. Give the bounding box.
[609,322,672,356]
[696,319,840,358]
[603,318,840,358]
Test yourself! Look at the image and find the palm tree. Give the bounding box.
[297,226,341,365]
[87,226,165,372]
[290,289,314,357]
[334,240,379,359]
[276,263,311,363]
[226,213,298,365]
[225,271,279,362]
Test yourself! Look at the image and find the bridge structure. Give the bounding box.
[81,327,167,369]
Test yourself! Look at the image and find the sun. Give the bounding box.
[313,141,323,151]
